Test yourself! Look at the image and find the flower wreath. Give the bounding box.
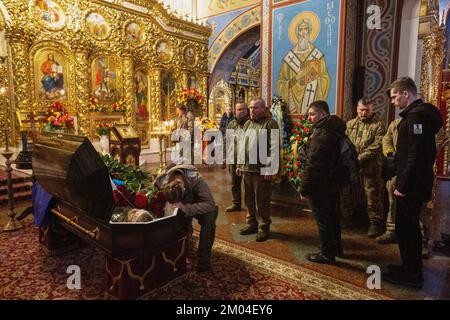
[283,117,312,192]
[176,88,206,115]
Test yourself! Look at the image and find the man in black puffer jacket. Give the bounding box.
[383,77,442,288]
[300,100,346,264]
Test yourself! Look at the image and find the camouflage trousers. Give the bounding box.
[385,176,428,243]
[341,174,384,225]
[243,172,272,231]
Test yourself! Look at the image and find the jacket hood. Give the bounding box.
[400,99,442,134]
[315,115,346,135]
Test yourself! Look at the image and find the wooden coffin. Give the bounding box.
[32,132,188,259]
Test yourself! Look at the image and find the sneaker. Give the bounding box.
[376,232,398,244]
[368,224,384,238]
[256,230,269,242]
[383,271,423,288]
[240,225,258,235]
[225,204,242,212]
[305,252,335,264]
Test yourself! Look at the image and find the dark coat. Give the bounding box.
[220,113,235,134]
[300,115,346,197]
[395,99,442,201]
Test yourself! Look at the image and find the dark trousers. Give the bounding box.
[186,209,218,266]
[309,188,341,258]
[229,165,242,206]
[395,194,423,275]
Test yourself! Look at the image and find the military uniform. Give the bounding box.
[238,115,279,239]
[341,114,386,234]
[225,115,249,209]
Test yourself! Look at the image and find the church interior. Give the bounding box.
[0,0,450,301]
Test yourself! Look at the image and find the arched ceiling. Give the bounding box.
[210,26,260,89]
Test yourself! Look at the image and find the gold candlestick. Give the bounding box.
[2,129,23,231]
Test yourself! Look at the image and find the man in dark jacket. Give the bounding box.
[383,77,442,288]
[300,100,345,264]
[155,164,218,272]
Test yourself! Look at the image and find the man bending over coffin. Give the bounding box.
[155,164,218,272]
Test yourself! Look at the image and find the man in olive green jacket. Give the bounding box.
[236,98,279,242]
[341,98,386,238]
[224,102,249,212]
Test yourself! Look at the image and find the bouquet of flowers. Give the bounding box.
[111,98,126,112]
[195,116,218,131]
[101,155,166,218]
[88,97,103,112]
[43,101,74,132]
[284,117,312,192]
[96,123,112,136]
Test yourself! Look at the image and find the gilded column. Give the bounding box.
[73,46,90,136]
[181,70,189,88]
[122,54,135,128]
[0,57,10,148]
[8,35,31,113]
[149,67,162,131]
[199,73,209,117]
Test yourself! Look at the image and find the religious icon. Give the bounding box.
[34,49,67,100]
[126,22,145,47]
[85,12,110,40]
[188,72,198,89]
[276,11,331,115]
[92,56,120,102]
[156,40,173,63]
[184,46,196,65]
[32,0,66,30]
[134,70,149,121]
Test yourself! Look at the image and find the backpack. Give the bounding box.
[333,133,362,198]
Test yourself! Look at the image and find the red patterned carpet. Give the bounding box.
[0,221,389,300]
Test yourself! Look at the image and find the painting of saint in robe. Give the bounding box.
[156,41,173,63]
[35,50,67,100]
[33,0,66,30]
[126,23,145,47]
[92,57,119,102]
[134,71,149,121]
[277,15,330,115]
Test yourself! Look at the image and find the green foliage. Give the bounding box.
[100,154,157,194]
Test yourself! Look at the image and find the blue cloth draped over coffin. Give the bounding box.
[32,181,53,227]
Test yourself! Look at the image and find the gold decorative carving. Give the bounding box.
[1,0,210,147]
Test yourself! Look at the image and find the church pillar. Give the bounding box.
[8,34,32,146]
[149,67,162,130]
[72,46,90,136]
[0,38,12,147]
[199,73,209,117]
[122,54,136,128]
[181,70,189,88]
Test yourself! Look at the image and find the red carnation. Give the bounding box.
[298,173,303,178]
[134,192,148,209]
[289,172,294,177]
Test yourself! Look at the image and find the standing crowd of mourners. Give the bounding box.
[165,76,443,289]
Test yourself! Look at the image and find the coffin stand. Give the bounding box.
[33,132,189,299]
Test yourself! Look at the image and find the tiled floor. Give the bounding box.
[195,165,450,300]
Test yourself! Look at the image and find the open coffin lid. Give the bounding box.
[32,131,188,257]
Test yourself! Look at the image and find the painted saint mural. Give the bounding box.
[272,0,341,115]
[34,49,67,100]
[85,12,110,40]
[134,71,149,121]
[32,0,66,30]
[126,22,145,47]
[92,57,119,102]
